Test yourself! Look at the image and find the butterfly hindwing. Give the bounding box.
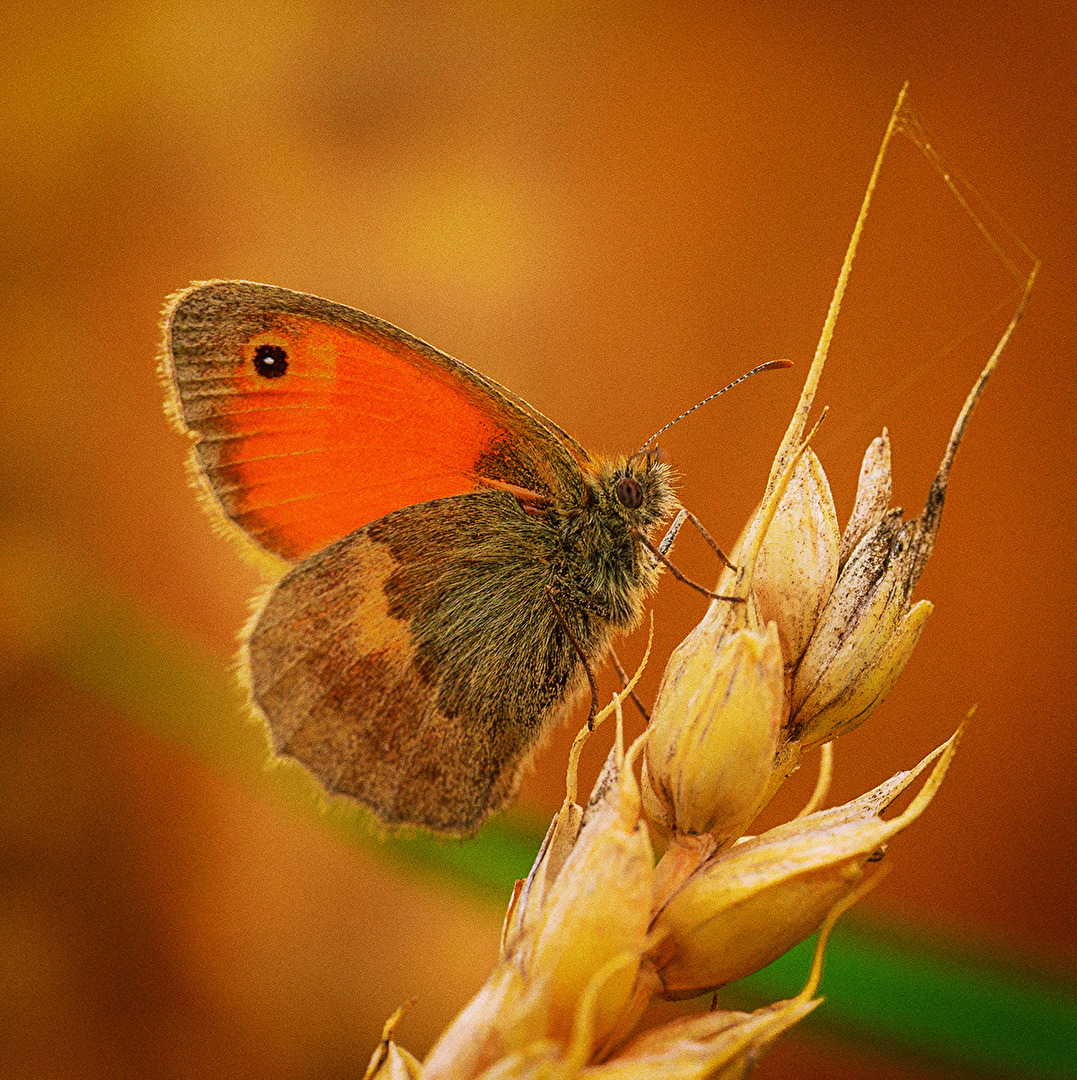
[246,490,609,832]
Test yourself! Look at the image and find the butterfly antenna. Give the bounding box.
[635,359,793,454]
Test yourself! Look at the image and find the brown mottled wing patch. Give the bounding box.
[245,491,600,833]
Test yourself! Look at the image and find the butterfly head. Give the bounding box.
[587,448,679,536]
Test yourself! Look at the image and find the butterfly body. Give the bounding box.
[163,281,677,833]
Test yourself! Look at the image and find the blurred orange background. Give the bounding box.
[2,2,1074,1077]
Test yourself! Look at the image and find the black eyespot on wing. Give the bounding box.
[615,476,643,509]
[253,343,288,378]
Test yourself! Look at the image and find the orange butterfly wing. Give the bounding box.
[162,281,590,562]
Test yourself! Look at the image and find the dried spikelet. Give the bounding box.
[366,86,1037,1078]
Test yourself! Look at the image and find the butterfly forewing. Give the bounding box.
[163,281,584,562]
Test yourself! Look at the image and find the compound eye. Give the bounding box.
[615,476,643,509]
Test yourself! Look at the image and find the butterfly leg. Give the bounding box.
[545,585,600,730]
[610,649,651,723]
[635,531,744,603]
[659,508,735,570]
[658,508,689,555]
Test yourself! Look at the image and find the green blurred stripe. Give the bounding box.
[734,929,1077,1078]
[47,578,1077,1078]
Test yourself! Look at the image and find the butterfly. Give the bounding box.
[162,280,701,834]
